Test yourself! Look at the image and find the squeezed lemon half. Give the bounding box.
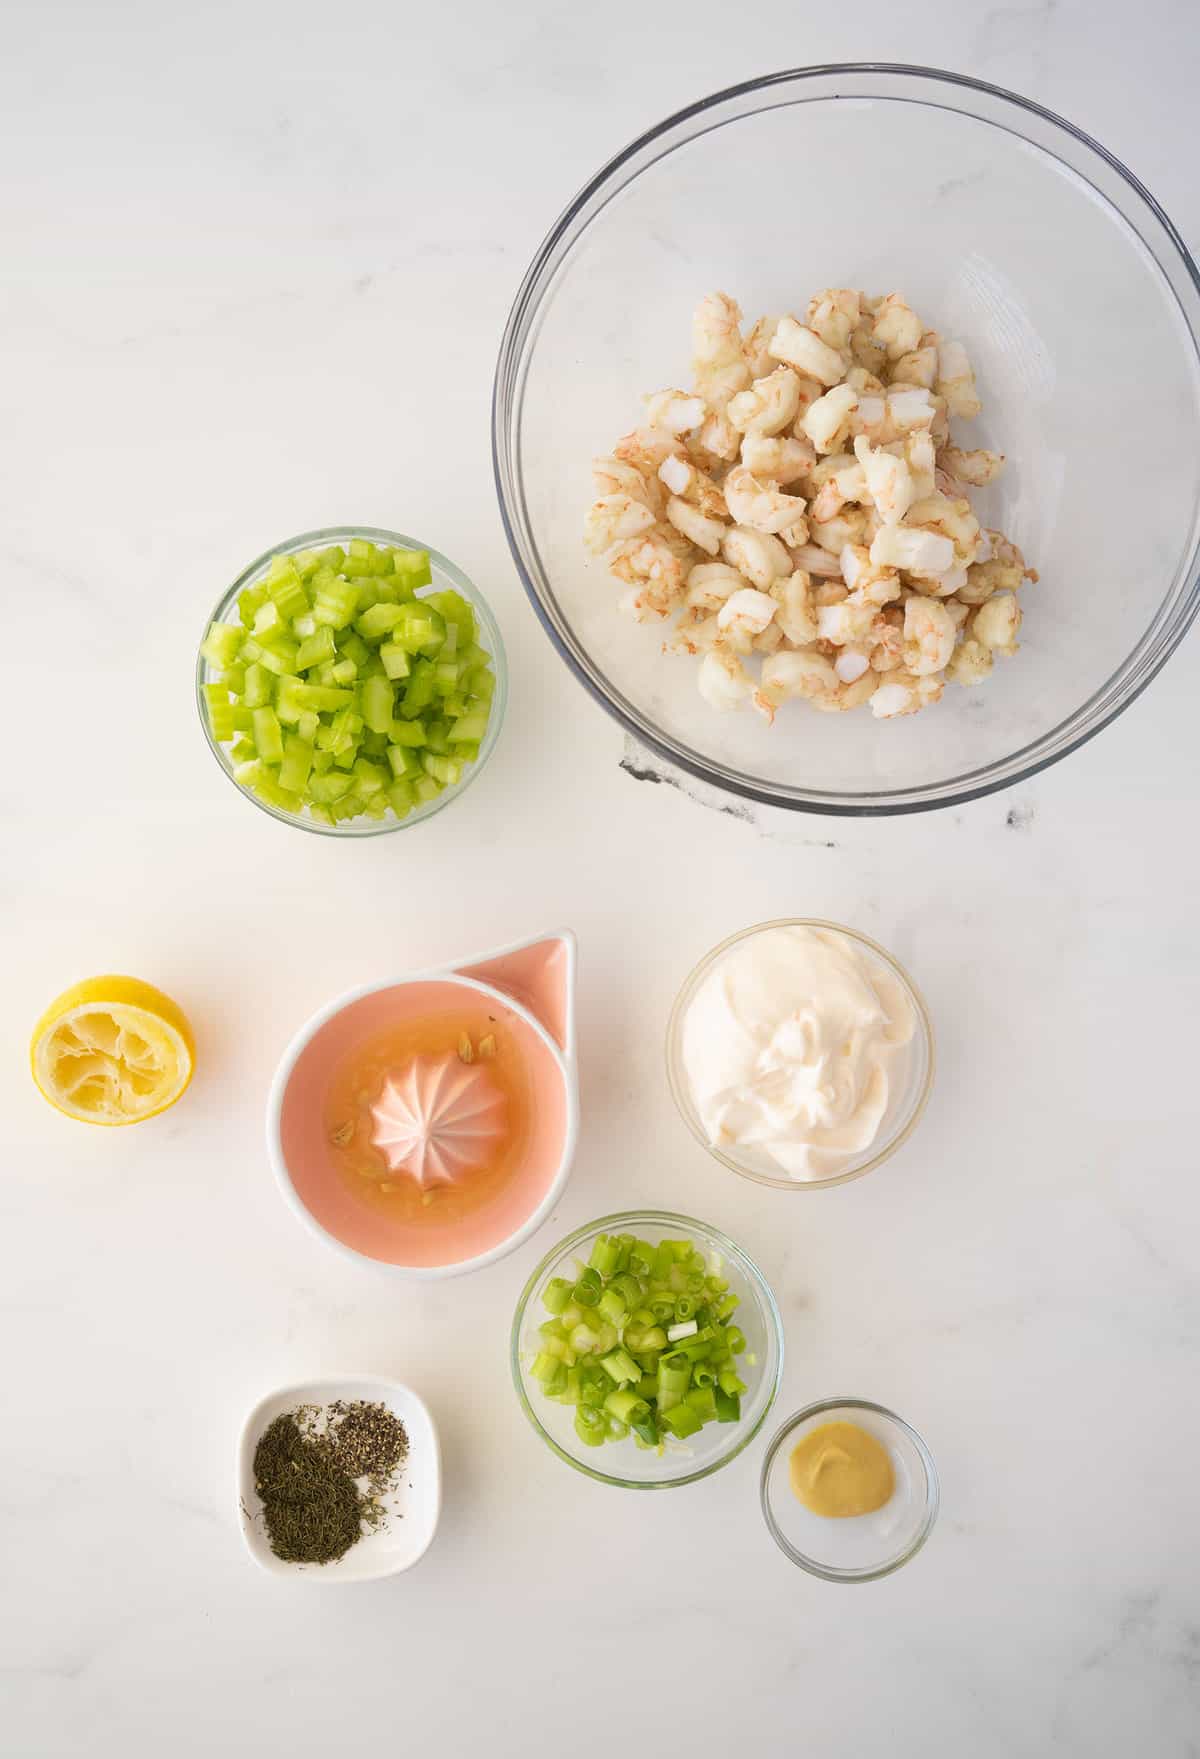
[30,975,194,1126]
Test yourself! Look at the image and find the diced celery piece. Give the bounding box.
[278,734,314,793]
[441,693,468,718]
[333,746,356,770]
[294,550,320,581]
[330,658,357,685]
[292,612,317,640]
[425,718,451,756]
[353,757,387,796]
[253,600,286,640]
[319,545,346,571]
[387,717,427,747]
[222,663,247,696]
[313,577,360,630]
[336,631,370,668]
[360,655,386,679]
[379,642,411,681]
[308,803,334,827]
[422,589,475,648]
[231,705,254,732]
[311,749,334,774]
[230,736,256,763]
[348,538,372,564]
[297,710,319,742]
[360,675,394,734]
[452,739,480,763]
[308,771,355,804]
[355,603,406,642]
[290,682,355,712]
[208,701,236,741]
[387,778,414,818]
[200,621,244,669]
[413,775,443,804]
[423,752,464,787]
[203,681,229,709]
[255,641,299,677]
[274,677,304,725]
[387,743,421,780]
[390,547,432,590]
[251,767,302,814]
[295,626,336,671]
[433,661,460,692]
[363,793,388,820]
[252,706,284,763]
[400,658,435,719]
[361,730,389,757]
[449,711,489,743]
[238,582,270,628]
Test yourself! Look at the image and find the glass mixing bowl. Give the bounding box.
[196,526,507,836]
[494,65,1200,814]
[511,1210,783,1488]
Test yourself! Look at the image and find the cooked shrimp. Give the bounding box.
[905,491,981,565]
[743,315,781,381]
[800,384,858,454]
[727,366,802,437]
[658,454,728,517]
[691,410,741,463]
[685,562,751,611]
[869,670,945,718]
[935,339,982,420]
[610,524,694,604]
[666,496,726,557]
[614,427,683,478]
[834,645,871,683]
[886,387,937,433]
[869,524,956,578]
[902,595,956,674]
[971,592,1022,655]
[768,317,847,387]
[946,635,994,686]
[753,648,841,721]
[697,647,753,710]
[723,465,807,534]
[770,570,819,646]
[840,542,902,606]
[806,288,862,353]
[583,493,657,555]
[692,292,752,410]
[787,541,845,580]
[644,388,706,435]
[810,508,869,556]
[717,587,778,651]
[939,445,1005,487]
[721,524,792,590]
[888,341,938,390]
[740,432,815,485]
[817,596,876,645]
[853,434,915,525]
[779,515,810,549]
[872,294,923,361]
[591,455,660,510]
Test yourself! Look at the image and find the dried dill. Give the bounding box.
[252,1401,411,1562]
[252,1413,362,1565]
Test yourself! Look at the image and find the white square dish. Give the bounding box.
[237,1375,440,1580]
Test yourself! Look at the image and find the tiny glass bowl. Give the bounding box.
[665,919,934,1191]
[511,1209,783,1488]
[760,1398,939,1582]
[196,525,508,836]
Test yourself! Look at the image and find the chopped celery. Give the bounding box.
[360,675,394,734]
[199,540,494,822]
[200,622,243,669]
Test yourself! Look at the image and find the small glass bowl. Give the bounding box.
[195,525,508,836]
[761,1398,939,1582]
[511,1209,783,1488]
[665,919,934,1191]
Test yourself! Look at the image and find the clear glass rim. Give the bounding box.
[492,62,1200,816]
[665,919,935,1191]
[759,1396,940,1581]
[510,1208,784,1488]
[195,525,508,837]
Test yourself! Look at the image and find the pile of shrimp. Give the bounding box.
[583,289,1037,720]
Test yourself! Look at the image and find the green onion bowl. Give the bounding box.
[511,1210,783,1488]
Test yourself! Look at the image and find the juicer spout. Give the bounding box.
[454,931,576,1060]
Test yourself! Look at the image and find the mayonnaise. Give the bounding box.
[679,925,915,1180]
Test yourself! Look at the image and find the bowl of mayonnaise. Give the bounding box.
[665,920,934,1191]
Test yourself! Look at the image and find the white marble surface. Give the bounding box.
[4,2,1200,1754]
